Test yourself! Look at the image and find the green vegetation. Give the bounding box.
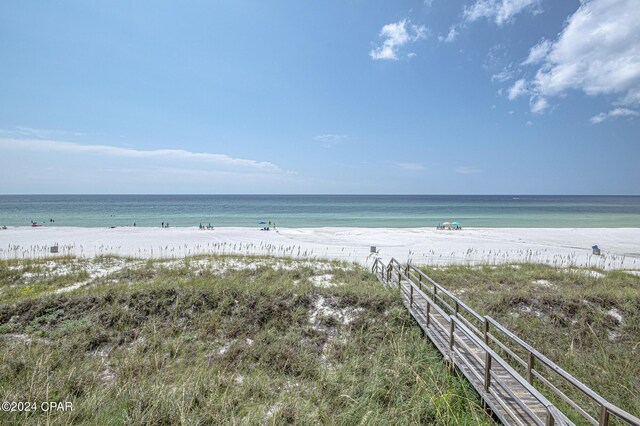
[0,256,490,425]
[421,263,640,424]
[0,256,90,304]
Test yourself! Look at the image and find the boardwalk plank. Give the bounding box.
[395,276,560,426]
[372,260,639,426]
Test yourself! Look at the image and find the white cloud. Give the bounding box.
[314,134,347,148]
[590,108,640,124]
[370,19,428,60]
[521,39,551,65]
[507,79,528,100]
[455,166,483,174]
[0,138,288,174]
[15,126,55,139]
[589,114,607,125]
[395,162,425,170]
[7,126,88,139]
[522,0,640,109]
[438,26,458,43]
[529,97,549,114]
[492,66,514,82]
[464,0,541,25]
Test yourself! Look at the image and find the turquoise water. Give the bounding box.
[1,195,639,228]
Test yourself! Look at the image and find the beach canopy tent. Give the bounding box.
[452,221,462,229]
[259,221,270,231]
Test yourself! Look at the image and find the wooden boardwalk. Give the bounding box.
[372,258,640,426]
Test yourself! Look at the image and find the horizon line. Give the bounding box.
[1,193,639,197]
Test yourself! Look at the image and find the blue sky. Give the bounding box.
[1,0,639,194]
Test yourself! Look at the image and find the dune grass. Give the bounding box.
[0,256,491,425]
[420,263,640,424]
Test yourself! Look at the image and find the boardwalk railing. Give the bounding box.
[372,257,640,426]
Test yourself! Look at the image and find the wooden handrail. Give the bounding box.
[485,316,640,426]
[405,276,450,319]
[451,316,565,425]
[403,264,477,337]
[406,264,486,343]
[376,258,640,426]
[452,317,558,409]
[487,331,527,368]
[486,317,607,404]
[407,264,484,323]
[604,402,640,425]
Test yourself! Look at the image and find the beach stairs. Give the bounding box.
[372,258,640,426]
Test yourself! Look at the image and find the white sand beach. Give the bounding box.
[1,226,639,270]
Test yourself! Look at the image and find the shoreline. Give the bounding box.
[1,226,639,270]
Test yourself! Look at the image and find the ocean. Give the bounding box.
[1,195,639,228]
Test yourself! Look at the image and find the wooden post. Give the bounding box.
[455,301,459,318]
[545,409,555,426]
[426,302,431,327]
[483,318,489,345]
[433,284,437,302]
[410,284,414,307]
[449,318,455,351]
[599,405,609,426]
[418,273,422,291]
[527,351,535,384]
[484,351,492,392]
